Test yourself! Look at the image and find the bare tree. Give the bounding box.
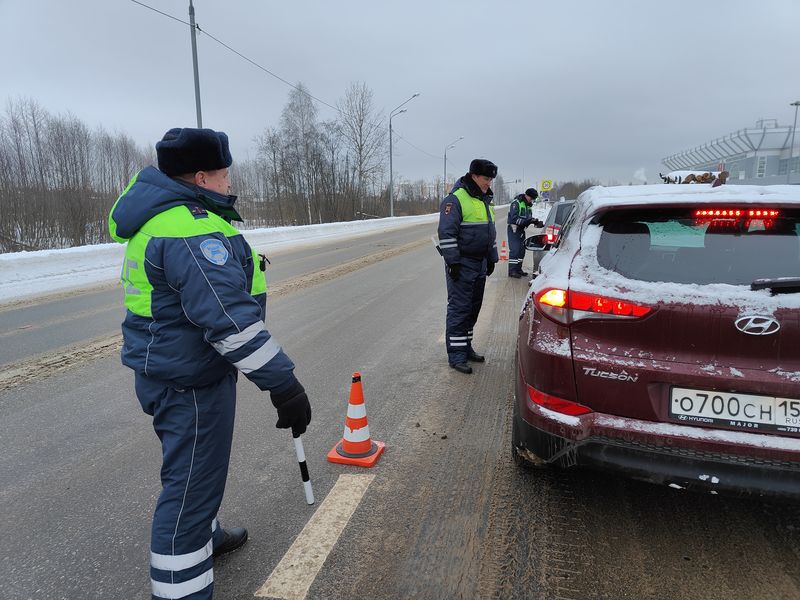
[280,83,319,224]
[336,82,386,213]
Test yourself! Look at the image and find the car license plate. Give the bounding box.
[670,386,800,434]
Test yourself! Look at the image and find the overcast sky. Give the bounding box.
[2,0,799,190]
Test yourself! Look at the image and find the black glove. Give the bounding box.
[271,379,312,437]
[486,261,495,277]
[531,218,544,228]
[446,263,461,280]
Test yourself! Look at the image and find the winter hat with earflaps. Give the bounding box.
[156,127,233,176]
[469,158,498,178]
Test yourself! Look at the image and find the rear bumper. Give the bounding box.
[514,391,800,500]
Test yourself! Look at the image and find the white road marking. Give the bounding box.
[254,474,375,599]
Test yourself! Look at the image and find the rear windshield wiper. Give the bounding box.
[751,277,800,294]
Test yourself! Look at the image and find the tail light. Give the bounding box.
[534,288,653,325]
[545,224,561,244]
[527,384,592,416]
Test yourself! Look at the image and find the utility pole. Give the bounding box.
[189,0,203,127]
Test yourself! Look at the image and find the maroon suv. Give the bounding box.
[513,184,800,499]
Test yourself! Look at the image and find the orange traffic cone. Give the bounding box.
[327,372,385,467]
[499,240,509,261]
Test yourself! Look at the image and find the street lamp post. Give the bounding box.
[389,93,419,217]
[443,136,464,199]
[789,100,800,184]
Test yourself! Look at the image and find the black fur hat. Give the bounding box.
[469,158,498,178]
[156,127,233,176]
[525,187,538,199]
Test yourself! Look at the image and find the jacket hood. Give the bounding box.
[109,166,240,242]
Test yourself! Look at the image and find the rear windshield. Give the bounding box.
[595,207,800,285]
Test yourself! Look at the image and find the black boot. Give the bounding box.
[450,362,473,374]
[213,527,248,558]
[467,349,485,362]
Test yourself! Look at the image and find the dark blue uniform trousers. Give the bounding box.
[445,257,487,364]
[507,225,526,274]
[135,371,237,600]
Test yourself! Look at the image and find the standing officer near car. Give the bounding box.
[438,158,499,374]
[507,188,543,278]
[108,127,312,600]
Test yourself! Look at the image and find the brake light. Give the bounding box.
[527,384,592,416]
[544,224,561,244]
[570,291,651,317]
[534,288,652,324]
[694,208,780,218]
[694,207,781,230]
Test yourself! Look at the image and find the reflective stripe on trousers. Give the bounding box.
[444,257,487,363]
[135,372,237,599]
[507,226,526,273]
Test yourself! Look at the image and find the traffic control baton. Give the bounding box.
[292,434,315,505]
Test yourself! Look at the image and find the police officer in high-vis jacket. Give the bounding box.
[108,128,311,600]
[438,159,499,374]
[507,188,543,277]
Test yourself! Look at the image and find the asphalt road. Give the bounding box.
[1,214,799,600]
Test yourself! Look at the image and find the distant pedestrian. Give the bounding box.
[108,127,311,600]
[507,188,544,278]
[438,158,499,374]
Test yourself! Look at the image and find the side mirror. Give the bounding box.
[525,234,549,251]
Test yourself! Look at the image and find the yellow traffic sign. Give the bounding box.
[540,179,553,191]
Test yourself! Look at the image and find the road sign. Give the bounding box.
[540,179,553,191]
[541,190,551,200]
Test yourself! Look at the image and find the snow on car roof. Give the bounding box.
[579,184,800,217]
[546,184,800,318]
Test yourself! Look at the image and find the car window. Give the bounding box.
[595,208,800,285]
[555,202,575,224]
[544,205,558,226]
[553,205,578,247]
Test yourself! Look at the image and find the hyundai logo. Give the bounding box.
[734,315,780,336]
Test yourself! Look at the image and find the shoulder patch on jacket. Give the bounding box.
[200,239,229,265]
[190,205,208,219]
[444,202,453,215]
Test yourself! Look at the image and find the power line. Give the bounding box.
[196,28,342,114]
[393,130,442,160]
[130,0,341,114]
[130,0,188,25]
[130,1,440,164]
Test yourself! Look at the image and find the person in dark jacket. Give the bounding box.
[438,158,499,374]
[507,188,543,277]
[108,128,311,600]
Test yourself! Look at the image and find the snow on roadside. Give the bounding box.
[0,213,439,304]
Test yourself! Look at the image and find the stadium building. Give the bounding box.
[662,118,800,185]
